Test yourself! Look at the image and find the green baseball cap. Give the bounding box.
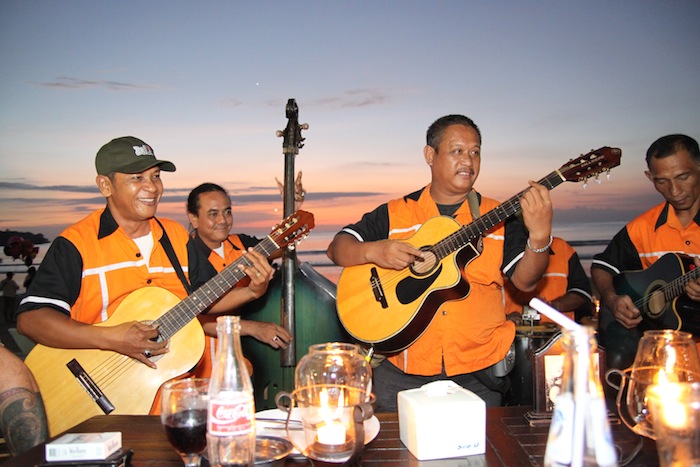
[95,136,176,175]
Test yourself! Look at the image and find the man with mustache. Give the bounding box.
[327,114,553,410]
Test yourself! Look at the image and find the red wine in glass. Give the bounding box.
[164,408,208,455]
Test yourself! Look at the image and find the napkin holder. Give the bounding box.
[398,380,485,460]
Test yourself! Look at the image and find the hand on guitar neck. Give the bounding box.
[332,146,621,353]
[686,256,700,301]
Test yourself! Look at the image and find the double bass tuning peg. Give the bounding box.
[276,123,309,137]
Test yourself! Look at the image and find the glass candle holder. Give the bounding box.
[275,342,374,463]
[647,382,700,466]
[606,329,700,439]
[295,342,373,397]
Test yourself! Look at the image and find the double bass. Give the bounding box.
[241,99,350,409]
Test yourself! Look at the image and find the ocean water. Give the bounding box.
[0,221,625,289]
[296,220,627,284]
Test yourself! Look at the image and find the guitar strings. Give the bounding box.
[341,165,616,321]
[72,237,285,401]
[632,262,700,311]
[48,220,308,429]
[353,195,529,298]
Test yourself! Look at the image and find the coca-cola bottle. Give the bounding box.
[207,315,256,467]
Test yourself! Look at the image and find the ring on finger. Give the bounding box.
[256,271,262,277]
[144,350,152,358]
[273,336,279,342]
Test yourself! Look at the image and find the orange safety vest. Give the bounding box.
[60,209,190,323]
[57,208,191,415]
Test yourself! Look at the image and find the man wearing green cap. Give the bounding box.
[16,136,274,368]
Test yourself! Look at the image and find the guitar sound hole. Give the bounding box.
[646,289,666,318]
[411,249,438,276]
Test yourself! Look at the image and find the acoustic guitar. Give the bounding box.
[614,252,700,335]
[336,147,621,353]
[25,210,314,436]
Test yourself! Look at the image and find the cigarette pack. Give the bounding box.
[45,432,122,462]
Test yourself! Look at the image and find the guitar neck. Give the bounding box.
[666,263,700,301]
[155,236,278,340]
[436,169,566,257]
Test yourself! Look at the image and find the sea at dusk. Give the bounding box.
[1,220,626,294]
[295,220,627,284]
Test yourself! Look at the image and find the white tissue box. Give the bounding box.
[398,380,485,460]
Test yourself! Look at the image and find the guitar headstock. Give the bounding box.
[269,210,315,251]
[558,147,622,185]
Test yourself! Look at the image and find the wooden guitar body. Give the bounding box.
[335,147,622,352]
[24,210,315,435]
[25,288,205,435]
[337,216,478,353]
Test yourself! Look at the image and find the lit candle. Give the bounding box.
[315,387,348,446]
[655,381,689,430]
[317,421,347,445]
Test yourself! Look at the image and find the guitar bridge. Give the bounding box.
[370,267,388,309]
[67,358,115,415]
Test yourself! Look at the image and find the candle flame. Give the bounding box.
[317,387,348,446]
[658,383,689,430]
[319,387,345,417]
[650,358,690,431]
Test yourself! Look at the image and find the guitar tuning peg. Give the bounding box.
[606,170,612,181]
[594,174,602,184]
[583,179,589,189]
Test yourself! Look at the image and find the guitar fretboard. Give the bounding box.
[431,170,566,260]
[665,264,700,301]
[155,236,279,340]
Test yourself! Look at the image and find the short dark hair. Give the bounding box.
[646,134,700,169]
[187,182,228,215]
[426,114,481,151]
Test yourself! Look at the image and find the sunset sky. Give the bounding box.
[1,1,699,249]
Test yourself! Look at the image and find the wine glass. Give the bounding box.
[161,378,209,466]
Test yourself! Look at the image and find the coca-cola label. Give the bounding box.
[208,396,253,435]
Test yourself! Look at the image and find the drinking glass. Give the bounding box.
[161,378,209,466]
